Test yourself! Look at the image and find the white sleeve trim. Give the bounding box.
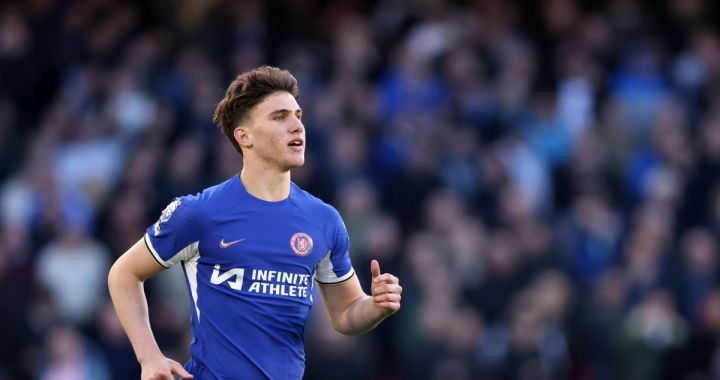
[314,250,355,284]
[144,233,200,268]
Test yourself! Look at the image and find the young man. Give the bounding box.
[108,66,402,380]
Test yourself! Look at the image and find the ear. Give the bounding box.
[234,127,253,150]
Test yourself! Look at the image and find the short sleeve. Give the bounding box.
[315,208,354,284]
[144,196,201,268]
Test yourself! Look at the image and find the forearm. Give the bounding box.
[108,264,164,363]
[335,295,389,335]
[319,264,401,335]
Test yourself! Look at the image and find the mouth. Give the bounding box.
[288,138,305,150]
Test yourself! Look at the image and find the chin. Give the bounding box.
[285,158,305,170]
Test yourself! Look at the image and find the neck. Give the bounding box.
[240,159,291,202]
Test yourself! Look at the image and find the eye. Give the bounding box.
[274,115,286,121]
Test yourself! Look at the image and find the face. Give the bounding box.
[235,92,305,171]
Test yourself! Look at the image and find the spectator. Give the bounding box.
[35,217,110,326]
[38,323,111,380]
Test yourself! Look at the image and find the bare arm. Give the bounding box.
[317,260,402,335]
[108,238,192,380]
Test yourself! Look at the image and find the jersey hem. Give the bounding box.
[315,269,356,285]
[144,233,170,269]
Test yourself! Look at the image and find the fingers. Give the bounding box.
[372,283,403,295]
[373,273,399,285]
[372,282,402,315]
[376,301,401,312]
[369,259,402,315]
[170,360,193,379]
[371,259,381,279]
[144,372,174,380]
[141,357,193,380]
[373,292,401,303]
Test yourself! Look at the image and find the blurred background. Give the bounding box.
[2,0,720,379]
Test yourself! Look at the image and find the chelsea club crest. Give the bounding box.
[290,232,313,256]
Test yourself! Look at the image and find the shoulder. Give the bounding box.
[290,183,344,227]
[195,178,232,205]
[164,176,242,219]
[198,176,240,201]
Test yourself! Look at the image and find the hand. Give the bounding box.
[370,259,402,316]
[140,355,193,380]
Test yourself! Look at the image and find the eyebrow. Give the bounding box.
[268,108,302,116]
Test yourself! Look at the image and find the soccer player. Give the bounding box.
[108,66,402,380]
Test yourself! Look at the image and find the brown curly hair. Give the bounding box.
[213,66,299,155]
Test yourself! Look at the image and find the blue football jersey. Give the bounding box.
[144,175,355,379]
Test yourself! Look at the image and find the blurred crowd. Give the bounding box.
[2,0,720,379]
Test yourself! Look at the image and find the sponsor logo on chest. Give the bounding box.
[211,266,311,299]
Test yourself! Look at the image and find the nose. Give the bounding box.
[290,115,304,134]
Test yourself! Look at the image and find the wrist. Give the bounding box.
[136,349,164,364]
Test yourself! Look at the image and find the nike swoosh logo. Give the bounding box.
[219,238,244,248]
